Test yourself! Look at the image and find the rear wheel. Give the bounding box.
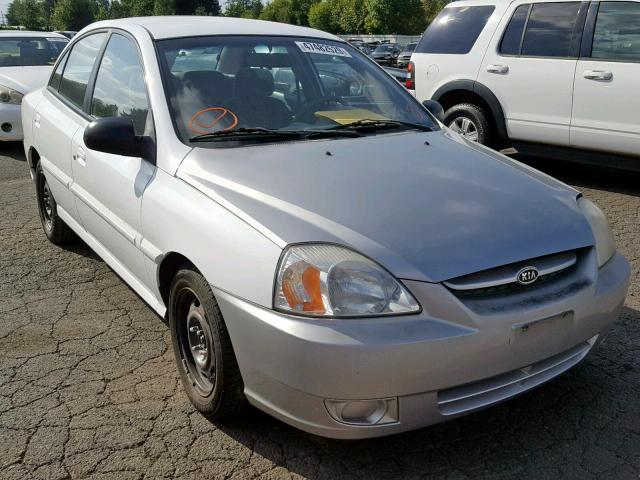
[35,162,75,245]
[444,103,491,145]
[169,267,247,420]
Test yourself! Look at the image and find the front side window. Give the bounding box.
[415,6,496,54]
[58,33,107,109]
[521,2,582,57]
[0,36,68,67]
[500,4,530,55]
[157,36,435,146]
[591,2,640,61]
[90,34,150,135]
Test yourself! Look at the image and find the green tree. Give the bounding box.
[334,0,364,33]
[154,0,176,15]
[6,0,45,29]
[308,0,335,31]
[422,0,448,22]
[364,0,426,34]
[259,0,291,23]
[51,0,95,30]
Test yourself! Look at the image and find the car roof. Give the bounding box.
[0,31,68,38]
[87,16,341,41]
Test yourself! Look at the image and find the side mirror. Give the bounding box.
[422,99,445,123]
[84,117,142,157]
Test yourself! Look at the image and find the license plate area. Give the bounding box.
[510,311,574,347]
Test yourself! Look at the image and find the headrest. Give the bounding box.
[235,68,274,98]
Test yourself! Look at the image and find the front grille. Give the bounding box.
[444,250,581,299]
[437,337,596,416]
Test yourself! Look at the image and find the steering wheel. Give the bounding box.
[297,96,348,123]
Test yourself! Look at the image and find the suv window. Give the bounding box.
[416,6,496,54]
[90,34,150,135]
[500,4,530,55]
[521,2,582,57]
[591,2,640,61]
[58,33,107,109]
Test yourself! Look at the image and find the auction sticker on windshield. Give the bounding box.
[295,41,351,57]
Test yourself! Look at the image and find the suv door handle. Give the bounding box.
[34,112,41,129]
[487,64,509,74]
[583,70,613,81]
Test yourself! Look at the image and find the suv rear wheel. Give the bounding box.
[443,103,491,145]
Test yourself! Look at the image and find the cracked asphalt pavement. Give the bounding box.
[1,142,638,479]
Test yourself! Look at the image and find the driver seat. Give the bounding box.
[231,68,292,129]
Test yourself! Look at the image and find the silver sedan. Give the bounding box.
[22,17,630,439]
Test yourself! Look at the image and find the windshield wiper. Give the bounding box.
[189,127,302,142]
[328,119,434,133]
[189,127,363,143]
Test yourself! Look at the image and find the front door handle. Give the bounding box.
[74,147,86,166]
[583,70,613,81]
[487,64,509,74]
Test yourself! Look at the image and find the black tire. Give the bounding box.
[35,162,75,245]
[168,267,247,420]
[443,103,492,146]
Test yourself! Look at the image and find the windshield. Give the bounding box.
[157,36,434,145]
[374,44,394,52]
[405,43,418,51]
[0,37,68,67]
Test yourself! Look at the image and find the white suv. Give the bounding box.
[409,0,640,168]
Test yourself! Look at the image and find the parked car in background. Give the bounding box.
[23,16,629,440]
[395,42,417,68]
[54,31,77,39]
[410,0,640,169]
[0,31,68,142]
[371,43,401,65]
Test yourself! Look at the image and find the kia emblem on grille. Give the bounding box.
[516,266,539,285]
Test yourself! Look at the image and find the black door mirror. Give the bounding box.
[84,117,142,157]
[422,100,445,123]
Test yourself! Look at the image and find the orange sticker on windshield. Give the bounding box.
[189,107,238,134]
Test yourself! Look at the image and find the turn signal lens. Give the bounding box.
[274,244,420,318]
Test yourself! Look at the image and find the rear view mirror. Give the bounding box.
[84,117,142,157]
[422,100,445,123]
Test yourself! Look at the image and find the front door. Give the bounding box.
[70,32,155,286]
[570,1,640,157]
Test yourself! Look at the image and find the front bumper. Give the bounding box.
[215,251,630,439]
[0,103,23,142]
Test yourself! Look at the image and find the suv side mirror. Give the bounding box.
[422,100,444,123]
[84,117,142,157]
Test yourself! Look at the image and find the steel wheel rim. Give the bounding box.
[176,288,216,397]
[41,179,53,228]
[449,116,479,142]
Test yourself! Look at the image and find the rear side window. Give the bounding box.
[58,33,107,109]
[521,2,582,57]
[591,2,640,61]
[49,50,69,91]
[416,6,496,54]
[500,4,530,55]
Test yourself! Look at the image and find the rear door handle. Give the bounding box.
[74,147,86,166]
[487,64,509,74]
[34,112,41,129]
[583,70,613,81]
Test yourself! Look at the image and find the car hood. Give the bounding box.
[0,66,53,94]
[177,130,594,283]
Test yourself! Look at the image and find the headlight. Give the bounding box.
[578,197,616,267]
[274,244,420,317]
[0,85,23,105]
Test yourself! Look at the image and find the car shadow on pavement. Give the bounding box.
[0,141,26,161]
[214,305,639,478]
[513,154,640,197]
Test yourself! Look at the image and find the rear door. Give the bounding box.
[70,32,155,286]
[570,1,640,156]
[478,1,589,146]
[34,33,107,222]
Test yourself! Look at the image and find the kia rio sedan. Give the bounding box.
[22,17,630,439]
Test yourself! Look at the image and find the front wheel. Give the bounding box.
[169,267,247,420]
[443,103,492,145]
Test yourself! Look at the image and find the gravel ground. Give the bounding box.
[1,142,638,480]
